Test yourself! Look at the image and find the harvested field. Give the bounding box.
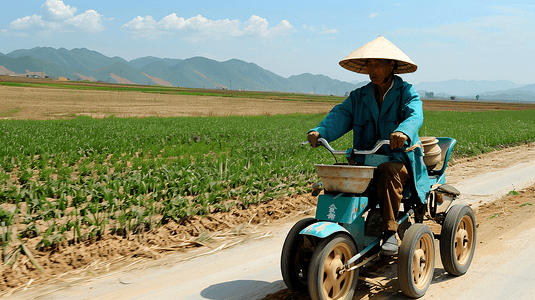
[0,85,335,119]
[1,84,534,121]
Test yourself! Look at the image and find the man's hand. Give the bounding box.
[307,131,321,148]
[390,131,408,150]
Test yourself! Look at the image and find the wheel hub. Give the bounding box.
[322,245,352,299]
[413,249,426,280]
[411,235,433,289]
[455,216,474,265]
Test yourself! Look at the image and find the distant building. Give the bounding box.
[58,77,68,81]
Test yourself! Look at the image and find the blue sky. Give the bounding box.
[1,0,534,84]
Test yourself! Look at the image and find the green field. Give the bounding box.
[0,110,534,248]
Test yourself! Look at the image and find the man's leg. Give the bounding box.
[375,162,411,254]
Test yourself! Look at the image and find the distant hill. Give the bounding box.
[172,56,248,89]
[476,83,535,102]
[139,61,179,86]
[288,73,367,95]
[414,79,523,97]
[221,59,295,92]
[0,55,87,78]
[510,83,535,93]
[0,52,4,56]
[91,62,155,85]
[415,80,535,102]
[2,47,534,101]
[128,56,183,69]
[6,47,127,72]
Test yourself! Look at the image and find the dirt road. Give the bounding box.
[9,143,535,299]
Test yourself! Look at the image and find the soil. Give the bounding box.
[1,83,535,297]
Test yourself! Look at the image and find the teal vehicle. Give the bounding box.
[281,138,476,300]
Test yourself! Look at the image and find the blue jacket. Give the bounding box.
[311,75,430,204]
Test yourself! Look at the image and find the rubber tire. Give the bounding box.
[440,204,476,276]
[398,224,435,298]
[281,217,318,291]
[308,233,358,300]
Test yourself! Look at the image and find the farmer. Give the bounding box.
[307,36,429,255]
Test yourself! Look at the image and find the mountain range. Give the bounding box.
[0,47,534,101]
[0,47,364,95]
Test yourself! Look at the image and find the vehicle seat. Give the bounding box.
[427,137,457,186]
[401,137,457,200]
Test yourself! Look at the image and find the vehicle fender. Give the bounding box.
[299,221,351,239]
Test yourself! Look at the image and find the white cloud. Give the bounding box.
[121,15,163,39]
[10,15,45,30]
[42,0,77,20]
[369,12,379,18]
[7,1,106,34]
[122,15,157,31]
[64,10,105,33]
[265,19,293,37]
[122,13,294,41]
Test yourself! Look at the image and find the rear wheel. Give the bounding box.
[308,233,358,300]
[281,217,318,291]
[398,224,435,298]
[440,204,476,276]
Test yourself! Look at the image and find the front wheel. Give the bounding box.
[398,224,435,298]
[308,233,358,300]
[281,217,318,291]
[440,204,476,276]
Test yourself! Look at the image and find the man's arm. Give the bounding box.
[393,84,423,147]
[309,93,356,144]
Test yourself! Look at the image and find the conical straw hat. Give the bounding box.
[339,36,417,74]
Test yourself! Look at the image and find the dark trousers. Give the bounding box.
[374,162,411,232]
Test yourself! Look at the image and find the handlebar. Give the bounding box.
[316,138,390,155]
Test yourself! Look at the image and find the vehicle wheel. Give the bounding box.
[398,224,435,298]
[281,217,318,291]
[440,204,476,276]
[308,233,358,300]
